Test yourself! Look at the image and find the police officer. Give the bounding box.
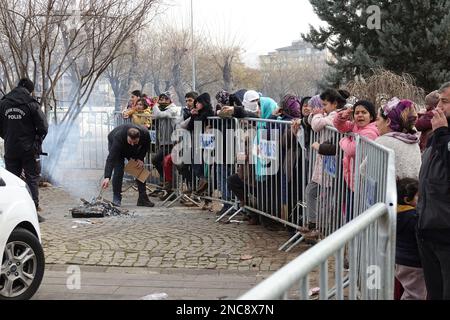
[0,78,48,222]
[101,124,154,207]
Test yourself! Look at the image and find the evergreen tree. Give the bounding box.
[303,0,450,92]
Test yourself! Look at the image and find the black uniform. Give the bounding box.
[0,86,48,207]
[104,124,151,204]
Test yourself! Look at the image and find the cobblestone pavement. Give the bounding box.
[39,185,309,272]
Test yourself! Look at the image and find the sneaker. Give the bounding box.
[137,198,155,207]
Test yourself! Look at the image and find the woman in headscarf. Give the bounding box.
[375,98,421,180]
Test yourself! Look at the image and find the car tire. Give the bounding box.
[0,228,45,300]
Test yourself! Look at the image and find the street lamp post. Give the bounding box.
[191,0,196,91]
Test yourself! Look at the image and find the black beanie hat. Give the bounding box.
[18,78,35,93]
[131,90,142,98]
[195,92,211,107]
[353,100,377,122]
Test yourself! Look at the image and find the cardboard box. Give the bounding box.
[124,159,150,183]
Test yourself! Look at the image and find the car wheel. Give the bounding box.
[0,228,45,300]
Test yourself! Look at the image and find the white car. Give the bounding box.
[0,167,45,300]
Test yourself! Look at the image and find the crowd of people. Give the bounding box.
[106,82,450,300]
[1,77,448,300]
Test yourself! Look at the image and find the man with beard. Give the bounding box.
[416,81,450,300]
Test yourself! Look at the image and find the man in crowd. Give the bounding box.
[0,78,48,222]
[417,81,450,299]
[101,124,154,207]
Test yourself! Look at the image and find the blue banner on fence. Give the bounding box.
[323,156,337,177]
[149,130,157,144]
[365,176,378,209]
[257,139,277,160]
[200,134,216,150]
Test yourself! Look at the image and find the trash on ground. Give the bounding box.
[73,220,94,225]
[70,197,129,218]
[240,254,253,260]
[140,293,169,300]
[309,287,320,296]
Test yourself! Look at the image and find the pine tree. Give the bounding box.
[303,0,450,92]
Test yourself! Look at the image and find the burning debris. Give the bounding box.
[70,197,129,218]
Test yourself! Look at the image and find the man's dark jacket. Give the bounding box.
[104,124,150,179]
[417,121,450,244]
[0,87,48,158]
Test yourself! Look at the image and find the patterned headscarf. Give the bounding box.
[280,94,301,118]
[215,90,230,106]
[308,94,323,110]
[381,98,418,134]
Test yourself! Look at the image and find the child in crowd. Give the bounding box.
[123,98,152,129]
[395,178,427,300]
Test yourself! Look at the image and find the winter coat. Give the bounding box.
[417,125,450,244]
[0,87,48,158]
[396,205,422,268]
[124,108,152,129]
[375,135,421,180]
[309,111,337,184]
[333,116,379,191]
[152,103,178,146]
[104,124,150,179]
[416,111,433,152]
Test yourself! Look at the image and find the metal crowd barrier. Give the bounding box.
[238,127,397,300]
[234,118,305,231]
[239,202,396,300]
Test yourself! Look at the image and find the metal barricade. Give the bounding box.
[234,118,306,231]
[315,126,352,238]
[239,203,396,300]
[238,127,397,300]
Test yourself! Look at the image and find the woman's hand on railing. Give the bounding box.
[311,142,320,151]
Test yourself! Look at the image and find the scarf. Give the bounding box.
[385,132,419,144]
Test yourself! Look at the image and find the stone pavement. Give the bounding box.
[33,265,273,300]
[35,183,311,299]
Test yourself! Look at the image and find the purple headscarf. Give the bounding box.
[308,94,323,110]
[381,98,418,134]
[280,94,301,118]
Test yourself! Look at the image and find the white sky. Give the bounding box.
[157,0,324,67]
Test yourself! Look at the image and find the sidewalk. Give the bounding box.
[33,265,272,300]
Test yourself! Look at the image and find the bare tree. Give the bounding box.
[105,39,139,111]
[0,0,160,179]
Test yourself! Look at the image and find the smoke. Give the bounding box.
[41,109,111,199]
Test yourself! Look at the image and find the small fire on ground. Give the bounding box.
[70,197,129,218]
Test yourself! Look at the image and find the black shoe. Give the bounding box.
[37,214,46,223]
[137,198,155,207]
[112,195,122,207]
